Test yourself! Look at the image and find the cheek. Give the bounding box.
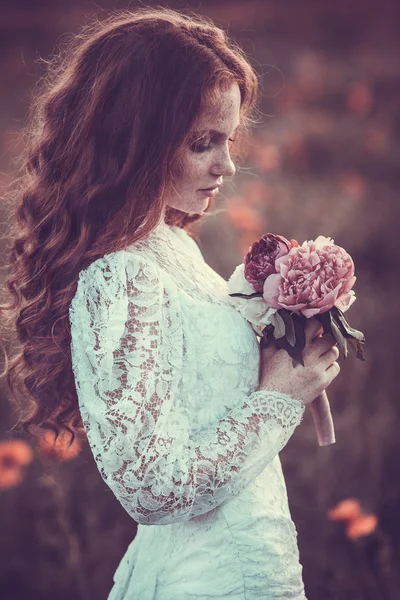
[173,158,203,187]
[184,156,208,182]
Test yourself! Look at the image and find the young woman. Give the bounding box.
[1,7,340,599]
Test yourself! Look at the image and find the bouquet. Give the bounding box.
[227,234,365,446]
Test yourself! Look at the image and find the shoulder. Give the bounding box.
[69,249,165,324]
[76,247,161,290]
[69,251,156,320]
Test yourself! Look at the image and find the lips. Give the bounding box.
[199,187,219,197]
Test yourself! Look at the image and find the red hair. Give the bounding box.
[0,6,259,445]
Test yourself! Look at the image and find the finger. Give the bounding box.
[317,334,338,356]
[304,317,324,343]
[325,361,341,384]
[321,344,340,363]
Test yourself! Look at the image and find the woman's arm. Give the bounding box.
[69,251,305,525]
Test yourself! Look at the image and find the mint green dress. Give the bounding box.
[69,219,307,599]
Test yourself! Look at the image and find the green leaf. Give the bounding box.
[260,325,275,350]
[330,306,366,360]
[347,336,366,361]
[316,311,334,336]
[331,306,365,342]
[229,292,263,299]
[272,311,286,339]
[315,310,350,358]
[330,316,348,358]
[279,309,296,347]
[292,312,307,352]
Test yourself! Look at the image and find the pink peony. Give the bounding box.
[262,236,357,317]
[244,233,293,293]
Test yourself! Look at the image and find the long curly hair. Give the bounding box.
[0,6,260,446]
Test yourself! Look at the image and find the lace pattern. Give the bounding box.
[129,222,231,306]
[69,228,305,526]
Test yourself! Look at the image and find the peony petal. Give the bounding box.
[317,282,342,308]
[275,253,293,271]
[228,263,257,295]
[263,274,283,307]
[279,300,308,311]
[335,290,357,312]
[301,307,322,318]
[342,275,356,293]
[282,294,298,304]
[280,262,290,279]
[310,252,320,267]
[314,235,334,249]
[276,240,291,258]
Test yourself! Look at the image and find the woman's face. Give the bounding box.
[165,82,241,214]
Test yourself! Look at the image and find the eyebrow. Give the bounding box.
[193,125,240,138]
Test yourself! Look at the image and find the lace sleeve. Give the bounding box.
[69,251,305,526]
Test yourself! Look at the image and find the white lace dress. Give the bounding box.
[68,218,308,600]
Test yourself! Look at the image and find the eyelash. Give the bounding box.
[192,138,236,153]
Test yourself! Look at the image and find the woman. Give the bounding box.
[1,7,340,599]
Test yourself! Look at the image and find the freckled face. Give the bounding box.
[165,82,241,214]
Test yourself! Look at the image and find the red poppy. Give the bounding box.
[346,514,378,540]
[0,439,34,489]
[328,498,362,522]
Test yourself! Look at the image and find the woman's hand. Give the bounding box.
[257,316,340,406]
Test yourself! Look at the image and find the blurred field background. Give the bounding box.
[0,1,399,599]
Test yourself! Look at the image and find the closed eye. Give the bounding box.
[191,137,236,153]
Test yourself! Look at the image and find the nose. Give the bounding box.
[211,148,236,179]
